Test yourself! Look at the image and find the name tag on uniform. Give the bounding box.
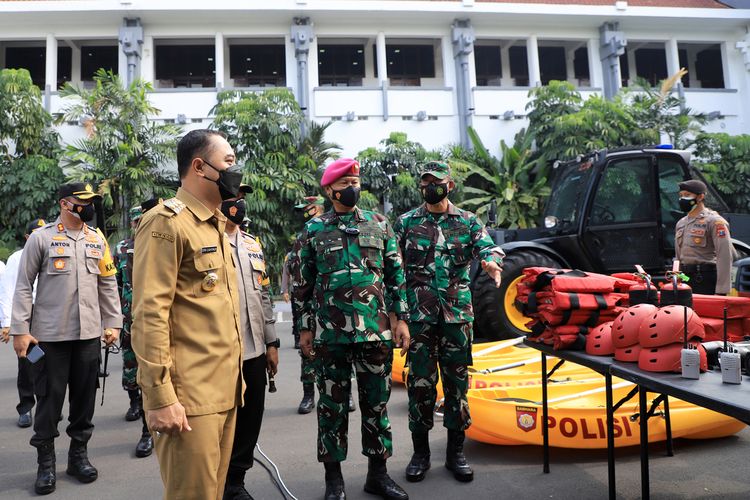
[201,246,217,254]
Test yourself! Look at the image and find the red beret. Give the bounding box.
[321,158,360,187]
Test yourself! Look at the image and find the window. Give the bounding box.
[509,46,529,86]
[475,45,502,86]
[658,159,686,249]
[545,161,594,234]
[4,46,71,89]
[620,46,668,87]
[678,43,724,89]
[318,45,365,87]
[155,44,215,88]
[590,158,655,225]
[229,44,285,87]
[539,46,566,85]
[374,44,435,86]
[81,46,118,82]
[573,48,590,86]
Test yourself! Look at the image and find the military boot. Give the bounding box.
[364,457,408,500]
[445,430,473,482]
[324,461,346,500]
[125,389,142,421]
[298,383,315,414]
[348,391,356,412]
[405,432,430,482]
[66,440,98,483]
[35,441,56,495]
[135,432,153,458]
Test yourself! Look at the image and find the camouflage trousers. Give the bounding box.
[407,320,472,433]
[300,351,316,385]
[120,329,139,391]
[314,340,393,462]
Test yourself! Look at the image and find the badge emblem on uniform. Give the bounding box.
[693,237,703,244]
[202,272,219,291]
[229,206,238,217]
[53,259,66,270]
[56,247,65,255]
[57,223,65,232]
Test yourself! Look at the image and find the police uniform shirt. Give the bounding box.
[131,188,243,415]
[229,230,277,361]
[675,208,733,294]
[10,218,122,341]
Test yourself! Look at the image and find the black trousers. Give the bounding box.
[17,356,36,415]
[30,338,100,448]
[226,353,267,484]
[685,268,718,295]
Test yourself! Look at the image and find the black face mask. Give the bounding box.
[330,186,360,208]
[220,199,247,225]
[679,196,697,213]
[203,161,244,201]
[421,182,450,205]
[66,201,96,223]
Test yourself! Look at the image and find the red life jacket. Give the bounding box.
[692,294,750,319]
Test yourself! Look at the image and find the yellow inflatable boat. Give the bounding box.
[465,381,746,448]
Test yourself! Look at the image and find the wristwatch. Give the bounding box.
[397,313,410,322]
[266,339,281,349]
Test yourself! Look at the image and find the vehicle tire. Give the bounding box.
[472,250,562,340]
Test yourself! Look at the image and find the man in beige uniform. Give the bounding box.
[11,182,122,495]
[675,179,734,295]
[220,189,280,499]
[132,129,244,500]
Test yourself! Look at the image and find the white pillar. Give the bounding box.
[527,35,540,86]
[70,44,81,85]
[441,35,455,88]
[565,47,576,85]
[500,45,512,86]
[140,35,154,85]
[214,32,224,89]
[627,48,637,86]
[284,34,296,90]
[467,46,477,90]
[376,31,387,84]
[665,38,680,80]
[45,34,57,91]
[686,46,699,88]
[587,38,604,90]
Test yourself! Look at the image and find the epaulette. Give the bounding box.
[163,198,186,215]
[241,231,262,247]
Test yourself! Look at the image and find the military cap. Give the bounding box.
[239,183,253,195]
[26,218,46,235]
[420,161,451,180]
[58,182,101,201]
[321,158,360,186]
[295,195,325,210]
[678,179,707,195]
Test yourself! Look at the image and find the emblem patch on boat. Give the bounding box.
[516,406,537,432]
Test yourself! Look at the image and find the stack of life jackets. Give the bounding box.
[516,268,635,350]
[692,295,750,343]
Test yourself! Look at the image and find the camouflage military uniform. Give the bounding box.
[394,203,504,433]
[293,208,408,462]
[114,238,138,391]
[286,251,316,385]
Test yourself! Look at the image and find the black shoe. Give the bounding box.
[445,430,473,482]
[348,392,356,412]
[18,411,32,428]
[223,483,254,500]
[66,440,98,483]
[405,433,430,482]
[324,462,346,500]
[125,389,142,422]
[364,457,408,500]
[135,432,153,458]
[298,384,315,414]
[35,442,56,495]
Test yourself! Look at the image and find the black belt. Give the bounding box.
[682,263,716,273]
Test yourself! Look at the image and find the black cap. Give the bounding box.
[58,182,101,201]
[678,180,707,195]
[26,218,46,235]
[141,197,162,213]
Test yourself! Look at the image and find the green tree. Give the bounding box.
[58,69,181,241]
[210,88,337,281]
[455,127,551,229]
[693,132,750,213]
[0,68,64,246]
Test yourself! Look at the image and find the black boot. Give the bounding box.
[298,383,315,414]
[445,430,473,482]
[125,389,142,421]
[405,433,430,482]
[35,441,56,495]
[348,391,356,412]
[364,457,408,500]
[324,462,346,500]
[66,440,98,483]
[135,432,153,458]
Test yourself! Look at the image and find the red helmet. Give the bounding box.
[612,304,658,348]
[614,344,642,362]
[586,321,615,356]
[638,305,705,348]
[638,343,707,373]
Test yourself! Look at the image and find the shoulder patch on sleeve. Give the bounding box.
[163,198,186,214]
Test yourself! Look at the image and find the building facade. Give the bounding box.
[1,0,749,157]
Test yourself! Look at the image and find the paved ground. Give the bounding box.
[1,313,749,499]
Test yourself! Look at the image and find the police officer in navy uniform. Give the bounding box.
[675,180,734,295]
